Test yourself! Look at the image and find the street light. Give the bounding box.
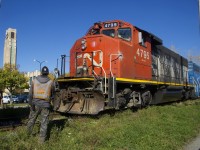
[33,59,47,73]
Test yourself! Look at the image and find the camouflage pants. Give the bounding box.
[27,105,50,140]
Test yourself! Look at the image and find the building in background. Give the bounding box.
[3,28,17,67]
[25,70,41,86]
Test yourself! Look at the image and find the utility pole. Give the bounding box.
[33,59,47,73]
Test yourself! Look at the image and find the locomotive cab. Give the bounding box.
[70,20,152,80]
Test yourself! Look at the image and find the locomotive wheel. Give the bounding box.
[189,89,197,99]
[141,91,152,107]
[52,91,62,111]
[184,91,190,100]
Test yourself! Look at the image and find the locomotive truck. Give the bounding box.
[53,20,197,115]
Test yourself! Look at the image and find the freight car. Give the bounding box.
[188,61,200,97]
[53,20,197,115]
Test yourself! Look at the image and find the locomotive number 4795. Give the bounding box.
[136,48,150,60]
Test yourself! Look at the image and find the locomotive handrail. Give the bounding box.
[61,55,66,76]
[92,70,98,77]
[197,77,200,84]
[109,53,123,77]
[92,67,107,94]
[101,67,107,94]
[109,53,122,99]
[90,50,107,93]
[192,77,198,93]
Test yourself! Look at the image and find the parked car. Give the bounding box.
[17,95,28,103]
[2,95,20,104]
[2,95,10,103]
[10,95,19,103]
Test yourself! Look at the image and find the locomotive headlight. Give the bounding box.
[81,39,87,50]
[82,45,86,50]
[83,65,87,71]
[81,39,86,44]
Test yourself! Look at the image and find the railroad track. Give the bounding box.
[0,118,24,131]
[0,111,67,131]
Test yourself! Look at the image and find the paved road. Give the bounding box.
[183,134,200,150]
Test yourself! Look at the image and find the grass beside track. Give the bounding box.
[1,99,200,150]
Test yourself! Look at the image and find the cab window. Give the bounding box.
[102,29,115,38]
[138,32,146,47]
[118,28,131,41]
[90,28,100,35]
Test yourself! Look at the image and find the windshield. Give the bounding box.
[9,95,17,98]
[102,29,115,38]
[118,28,131,41]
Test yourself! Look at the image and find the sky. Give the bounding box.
[0,0,199,73]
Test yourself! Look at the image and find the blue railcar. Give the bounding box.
[188,61,200,97]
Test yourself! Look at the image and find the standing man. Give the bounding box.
[27,66,55,143]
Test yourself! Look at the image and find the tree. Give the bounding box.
[0,68,5,105]
[0,64,29,95]
[0,68,7,93]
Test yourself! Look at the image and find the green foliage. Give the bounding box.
[1,99,200,150]
[0,68,5,91]
[0,64,29,94]
[65,72,70,77]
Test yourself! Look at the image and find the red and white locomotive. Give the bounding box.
[54,20,195,115]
